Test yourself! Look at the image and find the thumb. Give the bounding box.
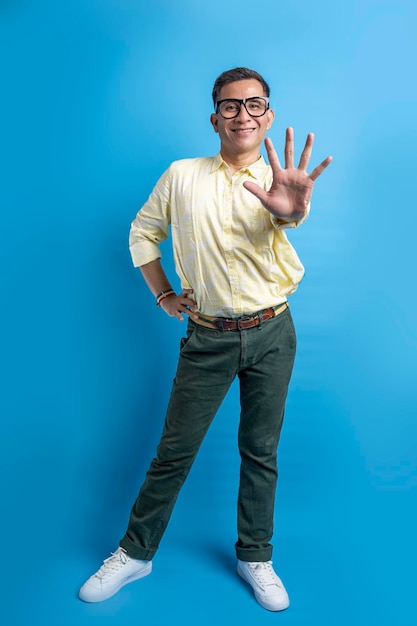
[243,181,268,203]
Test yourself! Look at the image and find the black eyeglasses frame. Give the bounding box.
[215,96,270,119]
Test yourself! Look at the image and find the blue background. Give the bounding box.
[1,1,416,624]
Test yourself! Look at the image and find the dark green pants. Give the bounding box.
[120,306,296,562]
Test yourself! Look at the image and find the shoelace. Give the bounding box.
[248,561,282,588]
[95,548,129,580]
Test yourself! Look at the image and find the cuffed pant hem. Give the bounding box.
[119,535,157,561]
[235,545,273,562]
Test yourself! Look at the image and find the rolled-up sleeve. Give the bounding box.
[129,167,172,267]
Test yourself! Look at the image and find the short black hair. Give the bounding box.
[212,67,270,107]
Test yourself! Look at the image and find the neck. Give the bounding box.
[220,149,261,174]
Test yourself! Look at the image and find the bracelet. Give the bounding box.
[156,289,175,306]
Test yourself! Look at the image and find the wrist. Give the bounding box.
[156,289,176,306]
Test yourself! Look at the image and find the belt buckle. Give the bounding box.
[237,314,254,330]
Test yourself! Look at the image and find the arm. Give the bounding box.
[140,259,198,322]
[243,129,332,222]
[129,167,197,322]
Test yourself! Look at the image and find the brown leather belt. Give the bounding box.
[194,302,288,332]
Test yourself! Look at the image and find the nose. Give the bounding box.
[235,102,251,122]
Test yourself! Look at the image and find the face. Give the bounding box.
[210,79,274,159]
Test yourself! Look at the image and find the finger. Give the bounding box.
[264,137,282,172]
[183,308,199,321]
[298,132,314,171]
[179,295,196,308]
[177,299,198,316]
[174,303,198,322]
[176,302,191,321]
[284,127,295,169]
[243,180,269,203]
[309,155,333,182]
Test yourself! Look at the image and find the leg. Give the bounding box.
[120,321,239,560]
[236,309,297,562]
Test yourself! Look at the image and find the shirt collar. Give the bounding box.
[211,153,268,180]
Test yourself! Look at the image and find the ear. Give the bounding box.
[266,108,275,130]
[210,113,219,133]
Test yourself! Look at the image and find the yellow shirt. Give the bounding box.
[129,153,308,318]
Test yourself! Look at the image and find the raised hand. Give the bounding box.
[243,128,332,222]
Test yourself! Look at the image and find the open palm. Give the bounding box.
[244,128,332,222]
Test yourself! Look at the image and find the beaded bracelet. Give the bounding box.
[156,289,175,306]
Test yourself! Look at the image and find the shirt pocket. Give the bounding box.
[248,206,274,249]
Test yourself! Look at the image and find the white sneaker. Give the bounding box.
[79,547,152,602]
[237,559,290,611]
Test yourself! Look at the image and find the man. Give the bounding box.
[79,67,332,611]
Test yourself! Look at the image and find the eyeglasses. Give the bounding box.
[215,97,270,119]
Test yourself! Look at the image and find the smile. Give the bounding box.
[231,129,255,134]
